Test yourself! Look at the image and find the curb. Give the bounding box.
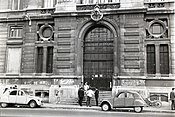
[42,105,100,111]
[42,104,175,113]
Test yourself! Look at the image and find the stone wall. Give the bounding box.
[0,0,8,10]
[120,13,145,76]
[120,0,144,8]
[22,21,36,74]
[0,23,7,73]
[170,13,175,75]
[54,17,76,75]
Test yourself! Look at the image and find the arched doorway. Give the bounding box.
[83,26,114,91]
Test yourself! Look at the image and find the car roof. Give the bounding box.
[118,90,139,94]
[4,89,19,93]
[116,91,142,98]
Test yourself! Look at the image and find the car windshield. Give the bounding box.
[24,90,30,95]
[133,92,145,101]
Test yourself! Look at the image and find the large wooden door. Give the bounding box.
[83,26,114,90]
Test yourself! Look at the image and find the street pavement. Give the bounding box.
[42,102,175,113]
[1,107,174,117]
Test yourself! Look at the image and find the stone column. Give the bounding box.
[43,46,48,73]
[155,44,160,75]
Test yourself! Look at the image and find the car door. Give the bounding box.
[113,92,125,107]
[16,90,27,104]
[125,92,134,107]
[8,90,17,103]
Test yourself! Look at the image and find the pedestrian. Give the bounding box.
[94,88,99,106]
[84,82,89,92]
[78,87,84,106]
[84,82,89,104]
[56,85,63,104]
[86,87,94,107]
[170,88,175,110]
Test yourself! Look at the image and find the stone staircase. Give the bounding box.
[60,91,112,106]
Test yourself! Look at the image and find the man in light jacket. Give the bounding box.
[86,87,94,107]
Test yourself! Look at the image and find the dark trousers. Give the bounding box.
[78,97,83,106]
[171,100,175,110]
[95,97,98,106]
[86,96,92,107]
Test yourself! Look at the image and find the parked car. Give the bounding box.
[100,91,145,113]
[0,89,43,108]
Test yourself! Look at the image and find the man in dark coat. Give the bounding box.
[78,87,84,106]
[170,88,175,110]
[95,88,99,106]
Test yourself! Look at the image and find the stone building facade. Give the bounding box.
[0,0,174,103]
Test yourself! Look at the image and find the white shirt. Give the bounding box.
[86,89,94,97]
[84,85,89,91]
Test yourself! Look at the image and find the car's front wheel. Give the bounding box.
[134,106,143,113]
[1,103,8,108]
[101,103,111,111]
[29,101,37,108]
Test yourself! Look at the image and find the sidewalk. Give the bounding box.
[42,102,175,113]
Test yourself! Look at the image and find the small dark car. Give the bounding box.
[100,91,145,113]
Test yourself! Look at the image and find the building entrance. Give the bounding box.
[83,26,114,91]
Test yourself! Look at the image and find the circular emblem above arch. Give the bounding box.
[91,4,103,22]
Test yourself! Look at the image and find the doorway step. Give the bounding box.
[60,91,112,105]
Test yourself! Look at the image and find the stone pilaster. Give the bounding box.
[170,14,175,75]
[0,23,7,73]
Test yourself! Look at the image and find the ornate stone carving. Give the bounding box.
[41,9,55,14]
[77,3,120,10]
[148,3,165,8]
[91,5,103,22]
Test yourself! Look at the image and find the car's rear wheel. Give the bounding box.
[1,103,8,108]
[101,103,111,111]
[134,106,143,113]
[29,101,37,108]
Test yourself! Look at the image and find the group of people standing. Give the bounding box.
[78,82,99,107]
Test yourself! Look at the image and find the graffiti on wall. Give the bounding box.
[60,79,74,85]
[121,80,145,86]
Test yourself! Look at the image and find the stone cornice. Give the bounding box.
[0,7,173,22]
[52,7,147,17]
[114,75,175,80]
[0,75,79,79]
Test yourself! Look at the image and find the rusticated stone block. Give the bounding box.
[124,40,139,44]
[124,32,139,36]
[124,48,139,52]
